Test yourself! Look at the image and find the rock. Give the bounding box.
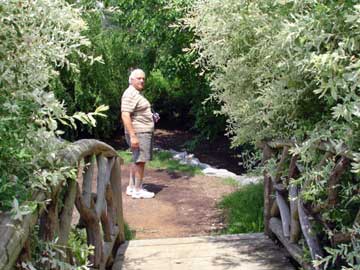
[158,148,261,185]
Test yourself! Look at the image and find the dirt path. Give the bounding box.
[121,164,237,240]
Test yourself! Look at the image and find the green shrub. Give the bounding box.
[183,1,360,267]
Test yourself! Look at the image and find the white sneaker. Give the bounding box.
[127,184,152,196]
[132,189,155,199]
[126,186,133,196]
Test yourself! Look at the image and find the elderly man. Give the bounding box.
[121,68,157,199]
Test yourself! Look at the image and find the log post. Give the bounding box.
[270,200,280,217]
[101,211,112,242]
[39,189,60,241]
[105,184,115,236]
[262,143,274,236]
[95,157,115,218]
[58,179,77,246]
[275,146,289,183]
[110,157,125,244]
[355,209,360,225]
[327,156,349,208]
[289,184,300,243]
[298,199,324,267]
[75,183,103,267]
[276,191,291,238]
[288,155,300,243]
[83,155,97,208]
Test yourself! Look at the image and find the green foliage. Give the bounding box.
[0,0,106,268]
[315,225,360,270]
[184,0,360,267]
[68,229,94,267]
[183,0,360,148]
[21,227,92,270]
[53,0,225,143]
[218,183,264,233]
[124,223,135,240]
[0,0,99,211]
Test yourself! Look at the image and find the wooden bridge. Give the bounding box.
[0,139,358,269]
[112,234,294,270]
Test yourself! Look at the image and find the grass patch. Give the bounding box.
[221,177,240,186]
[124,223,135,240]
[218,182,264,233]
[118,150,202,176]
[117,150,133,164]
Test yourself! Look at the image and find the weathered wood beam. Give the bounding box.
[101,210,112,242]
[298,199,324,264]
[289,184,300,243]
[267,140,294,149]
[270,200,280,217]
[276,191,291,238]
[105,184,115,236]
[262,143,274,236]
[75,182,103,267]
[273,183,287,193]
[315,141,353,160]
[264,173,274,236]
[60,139,120,166]
[83,155,97,208]
[288,155,300,179]
[110,157,125,244]
[261,142,274,165]
[266,140,354,161]
[58,179,77,246]
[269,217,314,269]
[355,208,360,225]
[275,146,289,183]
[95,157,115,219]
[327,156,350,208]
[39,189,60,241]
[0,192,46,270]
[15,239,31,268]
[333,233,352,244]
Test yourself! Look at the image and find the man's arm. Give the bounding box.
[121,112,139,149]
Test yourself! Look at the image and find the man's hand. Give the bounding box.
[130,135,139,149]
[122,112,139,149]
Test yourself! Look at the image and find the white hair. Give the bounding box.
[128,68,145,84]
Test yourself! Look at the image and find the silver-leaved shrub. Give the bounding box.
[1,0,108,268]
[182,0,360,268]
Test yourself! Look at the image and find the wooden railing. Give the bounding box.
[260,140,360,270]
[0,139,125,270]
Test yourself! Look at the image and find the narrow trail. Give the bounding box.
[112,128,244,239]
[121,164,237,239]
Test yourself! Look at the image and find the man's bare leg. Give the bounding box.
[129,163,136,188]
[134,162,145,191]
[131,162,154,198]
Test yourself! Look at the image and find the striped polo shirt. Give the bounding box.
[121,85,154,134]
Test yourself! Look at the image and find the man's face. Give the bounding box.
[130,71,145,91]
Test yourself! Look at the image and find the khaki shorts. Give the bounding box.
[125,132,154,163]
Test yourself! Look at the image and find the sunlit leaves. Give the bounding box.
[183,0,360,148]
[184,0,360,267]
[0,0,103,211]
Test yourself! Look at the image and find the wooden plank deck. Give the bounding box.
[112,233,296,270]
